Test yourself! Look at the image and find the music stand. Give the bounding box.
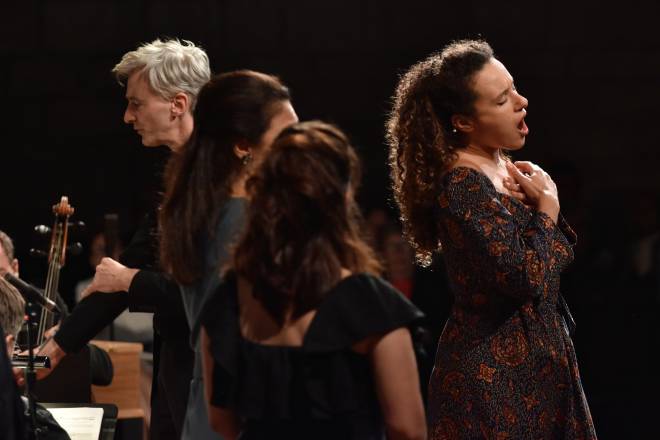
[41,402,117,440]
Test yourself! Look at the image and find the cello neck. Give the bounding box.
[35,196,74,347]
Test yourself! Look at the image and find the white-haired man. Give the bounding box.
[38,38,212,440]
[115,38,208,151]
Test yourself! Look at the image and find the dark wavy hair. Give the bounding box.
[386,39,494,266]
[232,121,382,326]
[160,70,291,284]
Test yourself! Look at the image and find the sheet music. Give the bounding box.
[47,407,104,440]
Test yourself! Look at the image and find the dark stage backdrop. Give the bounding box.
[1,1,658,437]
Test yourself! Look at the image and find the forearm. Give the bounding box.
[127,270,182,314]
[537,197,559,224]
[54,291,128,353]
[458,212,556,300]
[114,267,139,292]
[492,215,555,298]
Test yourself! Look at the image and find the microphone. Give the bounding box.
[3,273,60,313]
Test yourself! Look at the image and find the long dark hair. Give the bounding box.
[232,121,381,326]
[160,70,290,284]
[386,39,494,266]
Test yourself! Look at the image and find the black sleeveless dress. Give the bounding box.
[200,273,424,439]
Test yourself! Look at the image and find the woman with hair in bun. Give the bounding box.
[199,121,427,439]
[387,40,596,439]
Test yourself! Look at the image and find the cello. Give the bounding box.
[34,196,75,347]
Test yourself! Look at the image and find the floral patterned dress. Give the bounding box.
[428,167,597,440]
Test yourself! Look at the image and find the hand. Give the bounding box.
[502,176,530,205]
[44,324,60,340]
[80,257,139,299]
[13,337,67,386]
[505,161,560,223]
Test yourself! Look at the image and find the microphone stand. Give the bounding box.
[24,304,41,440]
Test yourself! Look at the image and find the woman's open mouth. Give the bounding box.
[518,118,529,136]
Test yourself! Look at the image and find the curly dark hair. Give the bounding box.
[386,39,494,266]
[232,121,382,326]
[160,70,291,284]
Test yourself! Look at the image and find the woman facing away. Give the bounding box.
[387,40,597,439]
[199,121,427,439]
[158,70,299,440]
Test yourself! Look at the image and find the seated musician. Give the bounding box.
[0,229,113,386]
[0,278,28,439]
[0,277,71,439]
[0,275,24,368]
[0,324,25,440]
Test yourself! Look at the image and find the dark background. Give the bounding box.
[1,0,658,437]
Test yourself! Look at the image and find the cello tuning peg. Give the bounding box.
[68,221,86,230]
[67,242,83,256]
[34,225,51,235]
[29,248,48,258]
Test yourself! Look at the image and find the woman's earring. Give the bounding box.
[242,153,253,166]
[452,127,458,134]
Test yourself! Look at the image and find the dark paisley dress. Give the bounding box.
[428,167,597,440]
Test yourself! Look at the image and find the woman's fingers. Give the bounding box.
[503,179,523,195]
[509,190,528,202]
[506,161,529,184]
[506,162,538,197]
[513,161,537,175]
[503,177,529,203]
[503,178,521,192]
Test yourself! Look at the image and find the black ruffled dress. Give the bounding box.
[200,273,424,439]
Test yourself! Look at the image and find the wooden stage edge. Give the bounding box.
[90,339,152,436]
